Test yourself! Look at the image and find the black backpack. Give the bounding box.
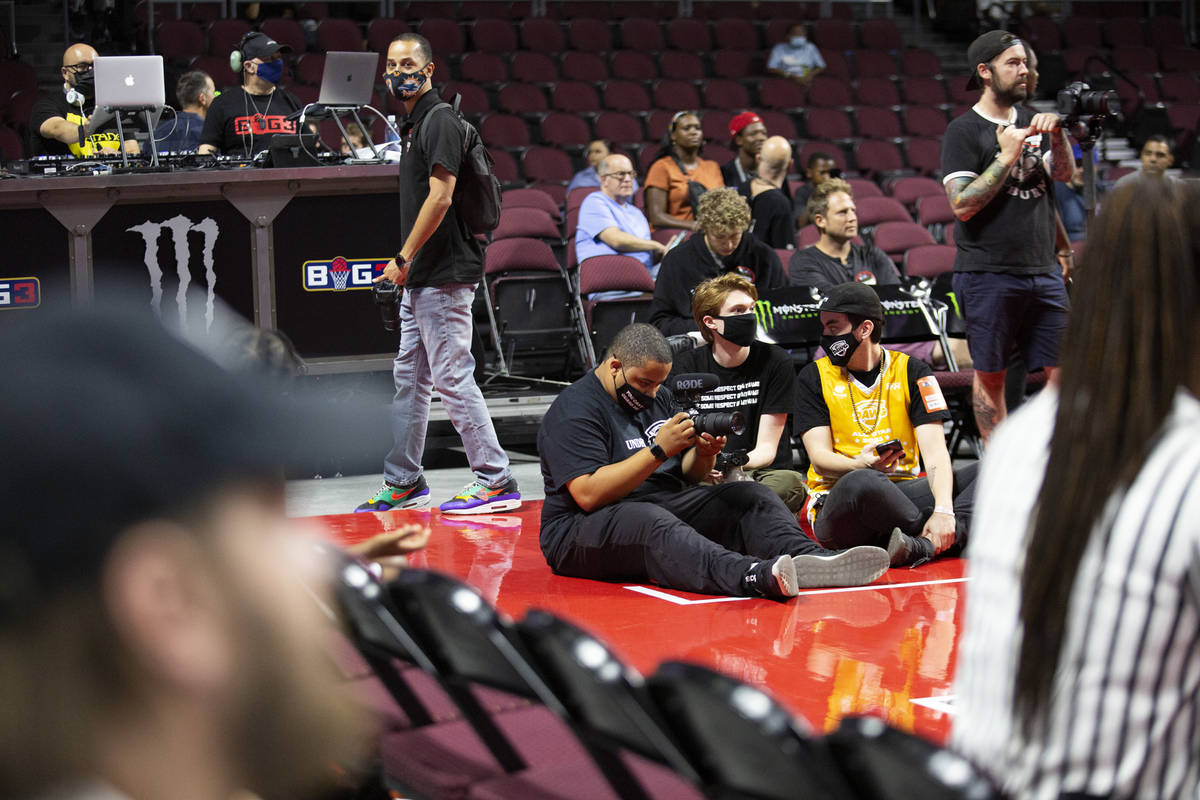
[427,95,502,236]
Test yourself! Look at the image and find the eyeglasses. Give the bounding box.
[602,170,636,180]
[65,63,93,74]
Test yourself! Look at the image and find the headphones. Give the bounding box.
[65,85,85,106]
[230,31,260,73]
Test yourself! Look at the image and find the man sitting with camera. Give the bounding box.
[797,283,978,567]
[538,322,889,600]
[669,274,808,514]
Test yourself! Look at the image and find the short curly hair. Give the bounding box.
[806,177,854,223]
[695,188,751,235]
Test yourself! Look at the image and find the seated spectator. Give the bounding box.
[0,305,367,800]
[721,111,767,196]
[576,153,666,278]
[154,70,215,153]
[748,135,795,250]
[789,178,899,288]
[567,139,637,195]
[1054,146,1088,242]
[797,282,978,567]
[650,187,786,335]
[645,111,725,232]
[767,22,825,86]
[1115,134,1177,188]
[671,274,809,513]
[792,151,839,227]
[790,179,972,370]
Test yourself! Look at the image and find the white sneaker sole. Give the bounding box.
[793,546,890,589]
[771,555,799,598]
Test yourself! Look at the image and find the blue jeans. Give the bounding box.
[383,283,511,488]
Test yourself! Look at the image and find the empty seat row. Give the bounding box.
[1019,13,1187,51]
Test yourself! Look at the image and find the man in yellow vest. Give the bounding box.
[796,282,978,567]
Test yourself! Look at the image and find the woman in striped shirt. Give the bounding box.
[954,177,1200,799]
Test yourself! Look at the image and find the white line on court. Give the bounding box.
[623,577,970,605]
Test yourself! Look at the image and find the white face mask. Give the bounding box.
[790,36,808,47]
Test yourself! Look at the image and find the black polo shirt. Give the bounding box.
[399,89,485,288]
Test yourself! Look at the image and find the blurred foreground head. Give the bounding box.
[0,305,366,800]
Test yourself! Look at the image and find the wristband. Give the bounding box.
[648,443,667,461]
[933,506,955,517]
[1058,251,1074,259]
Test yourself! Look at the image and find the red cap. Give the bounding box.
[729,111,763,139]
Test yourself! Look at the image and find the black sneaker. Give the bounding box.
[743,555,799,600]
[793,546,890,588]
[354,475,431,512]
[886,528,935,568]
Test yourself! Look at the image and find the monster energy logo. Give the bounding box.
[945,291,963,318]
[755,299,819,329]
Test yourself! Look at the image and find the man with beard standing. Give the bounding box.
[941,31,1073,443]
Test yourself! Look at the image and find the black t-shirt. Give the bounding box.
[794,349,946,435]
[28,91,131,157]
[670,341,798,470]
[749,186,795,250]
[649,231,786,335]
[792,181,814,220]
[537,372,688,556]
[398,89,485,288]
[940,106,1056,275]
[721,157,753,197]
[198,86,302,156]
[788,243,900,290]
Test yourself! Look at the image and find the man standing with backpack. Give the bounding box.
[359,32,520,514]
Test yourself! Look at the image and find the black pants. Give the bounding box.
[548,481,829,597]
[814,461,979,552]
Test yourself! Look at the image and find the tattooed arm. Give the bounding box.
[946,122,1029,221]
[1032,112,1074,182]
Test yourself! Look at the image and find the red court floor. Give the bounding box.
[311,501,963,744]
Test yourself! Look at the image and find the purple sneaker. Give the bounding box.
[439,477,522,515]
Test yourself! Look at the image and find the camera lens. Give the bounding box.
[692,411,746,437]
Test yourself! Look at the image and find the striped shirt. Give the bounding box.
[953,387,1200,800]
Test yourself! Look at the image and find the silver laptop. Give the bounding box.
[93,55,165,109]
[317,51,378,107]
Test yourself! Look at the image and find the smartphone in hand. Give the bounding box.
[874,439,903,458]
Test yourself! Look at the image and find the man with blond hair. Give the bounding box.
[650,187,786,335]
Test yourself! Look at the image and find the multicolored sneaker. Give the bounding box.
[439,477,522,515]
[354,476,431,512]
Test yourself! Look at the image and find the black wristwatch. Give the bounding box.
[648,443,667,461]
[393,253,407,267]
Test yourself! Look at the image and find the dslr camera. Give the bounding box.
[671,373,746,437]
[1057,81,1120,135]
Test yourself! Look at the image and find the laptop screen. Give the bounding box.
[317,52,378,107]
[94,55,166,109]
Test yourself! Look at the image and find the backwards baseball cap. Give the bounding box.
[818,281,883,322]
[965,29,1023,90]
[242,31,291,61]
[0,302,338,620]
[729,111,763,140]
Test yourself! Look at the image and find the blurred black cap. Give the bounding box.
[818,282,884,322]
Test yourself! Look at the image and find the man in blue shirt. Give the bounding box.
[154,70,215,153]
[767,23,825,86]
[576,153,665,277]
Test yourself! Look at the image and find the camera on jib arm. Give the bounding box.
[670,372,749,478]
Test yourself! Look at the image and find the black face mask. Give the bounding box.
[820,331,860,368]
[73,70,95,99]
[615,368,654,414]
[716,312,757,347]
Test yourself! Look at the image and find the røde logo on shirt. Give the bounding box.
[233,114,297,136]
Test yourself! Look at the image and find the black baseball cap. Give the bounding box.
[0,302,326,620]
[966,30,1023,90]
[242,31,291,61]
[818,282,883,322]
